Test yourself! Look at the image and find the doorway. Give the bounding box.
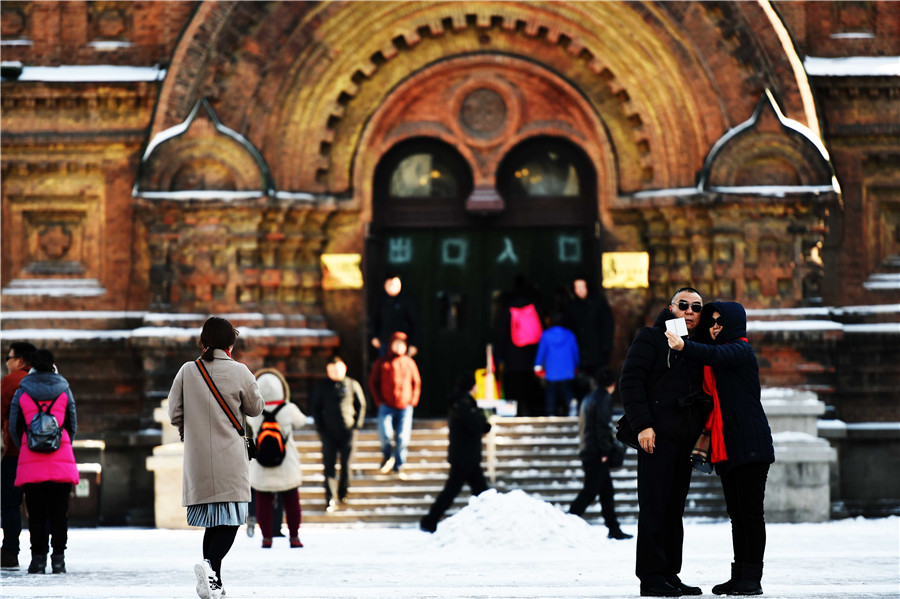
[368,137,599,416]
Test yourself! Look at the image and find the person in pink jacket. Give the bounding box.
[9,349,78,575]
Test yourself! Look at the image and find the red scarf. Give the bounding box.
[701,337,749,464]
[702,367,727,463]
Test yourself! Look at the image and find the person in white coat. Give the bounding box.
[247,368,307,549]
[168,316,264,599]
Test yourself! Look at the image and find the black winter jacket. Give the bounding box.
[577,387,614,460]
[619,308,706,444]
[678,301,774,474]
[565,294,614,372]
[370,291,419,348]
[310,377,366,438]
[447,391,492,466]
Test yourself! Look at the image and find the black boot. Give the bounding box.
[27,553,46,574]
[712,562,742,595]
[0,548,18,568]
[607,526,633,540]
[731,562,763,595]
[51,553,66,574]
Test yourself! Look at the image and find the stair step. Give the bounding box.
[277,417,728,525]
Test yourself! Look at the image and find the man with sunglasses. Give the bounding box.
[620,288,708,597]
[1,342,36,568]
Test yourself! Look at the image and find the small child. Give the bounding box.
[533,313,580,416]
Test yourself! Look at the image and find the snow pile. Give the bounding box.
[433,489,598,550]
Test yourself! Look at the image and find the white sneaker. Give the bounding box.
[194,560,219,599]
[379,456,395,474]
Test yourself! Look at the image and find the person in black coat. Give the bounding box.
[619,287,709,598]
[495,275,543,416]
[665,301,774,596]
[370,274,420,357]
[565,277,615,397]
[309,357,367,511]
[568,368,632,540]
[419,372,491,533]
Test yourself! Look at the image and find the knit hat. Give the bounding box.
[257,371,286,404]
[391,331,408,342]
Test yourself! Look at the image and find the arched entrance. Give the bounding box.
[368,134,602,415]
[354,56,616,415]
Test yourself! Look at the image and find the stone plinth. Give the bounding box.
[762,388,837,522]
[145,442,193,530]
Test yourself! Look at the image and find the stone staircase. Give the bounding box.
[292,417,727,525]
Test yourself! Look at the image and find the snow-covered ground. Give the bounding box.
[1,490,897,598]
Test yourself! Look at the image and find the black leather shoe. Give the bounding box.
[608,528,633,540]
[640,579,682,597]
[667,576,702,596]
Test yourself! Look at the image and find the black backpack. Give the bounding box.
[27,396,62,453]
[255,404,288,467]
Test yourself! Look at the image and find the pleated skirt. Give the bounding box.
[186,501,248,527]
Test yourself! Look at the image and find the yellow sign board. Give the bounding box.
[321,253,363,290]
[602,252,650,289]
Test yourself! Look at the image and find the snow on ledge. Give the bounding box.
[2,279,106,297]
[9,65,166,82]
[1,310,146,320]
[0,325,336,342]
[747,321,843,332]
[804,56,900,77]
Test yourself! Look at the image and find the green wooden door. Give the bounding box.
[375,227,591,416]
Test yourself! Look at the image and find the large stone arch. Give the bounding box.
[150,1,821,198]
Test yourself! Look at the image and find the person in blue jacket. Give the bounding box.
[534,313,580,416]
[665,301,774,596]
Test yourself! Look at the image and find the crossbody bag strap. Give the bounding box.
[195,359,245,437]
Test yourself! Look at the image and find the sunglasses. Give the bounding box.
[6,354,17,361]
[710,317,725,327]
[673,301,703,312]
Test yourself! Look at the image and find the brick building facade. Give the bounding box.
[2,1,898,522]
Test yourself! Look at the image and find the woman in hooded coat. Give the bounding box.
[665,301,774,596]
[168,317,264,599]
[9,348,78,575]
[246,369,307,549]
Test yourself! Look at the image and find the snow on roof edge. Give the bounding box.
[804,56,900,77]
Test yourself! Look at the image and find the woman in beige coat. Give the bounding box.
[168,317,264,599]
[247,369,307,549]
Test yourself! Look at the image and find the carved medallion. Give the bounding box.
[38,225,73,260]
[459,88,507,139]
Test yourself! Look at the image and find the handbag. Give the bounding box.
[690,428,714,474]
[195,359,255,461]
[615,414,640,450]
[606,433,626,469]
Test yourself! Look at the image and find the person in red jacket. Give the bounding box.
[1,341,36,569]
[368,332,421,477]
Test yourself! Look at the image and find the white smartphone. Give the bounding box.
[666,317,688,337]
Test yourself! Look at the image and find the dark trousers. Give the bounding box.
[721,462,769,564]
[569,457,620,530]
[544,379,574,416]
[1,455,24,554]
[635,437,693,582]
[321,430,356,503]
[504,370,540,416]
[202,525,238,584]
[22,482,71,556]
[256,489,301,539]
[422,462,488,526]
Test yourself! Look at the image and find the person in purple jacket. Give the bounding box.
[534,313,580,416]
[9,349,78,575]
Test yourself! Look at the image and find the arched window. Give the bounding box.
[377,139,472,200]
[373,138,473,227]
[497,137,588,199]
